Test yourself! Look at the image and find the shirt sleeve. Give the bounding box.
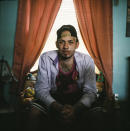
[79,56,97,108]
[34,55,56,107]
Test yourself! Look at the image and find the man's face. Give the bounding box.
[56,31,79,59]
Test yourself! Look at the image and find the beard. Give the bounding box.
[58,51,74,60]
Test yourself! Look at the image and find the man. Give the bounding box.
[29,25,97,130]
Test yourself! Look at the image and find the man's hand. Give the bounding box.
[50,102,79,125]
[49,102,74,124]
[61,104,75,124]
[61,105,74,118]
[50,101,63,113]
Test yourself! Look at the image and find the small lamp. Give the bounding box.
[0,56,12,83]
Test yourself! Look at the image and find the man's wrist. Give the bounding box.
[50,101,63,112]
[74,102,87,115]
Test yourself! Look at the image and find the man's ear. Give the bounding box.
[56,41,59,48]
[76,42,79,49]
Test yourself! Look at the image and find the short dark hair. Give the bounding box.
[56,25,79,42]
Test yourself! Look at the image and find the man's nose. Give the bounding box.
[63,42,69,49]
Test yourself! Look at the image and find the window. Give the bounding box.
[31,0,99,74]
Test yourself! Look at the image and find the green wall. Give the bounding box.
[0,0,130,102]
[0,0,18,103]
[0,0,18,67]
[113,0,130,101]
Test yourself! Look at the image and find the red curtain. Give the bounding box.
[73,0,113,99]
[13,0,62,90]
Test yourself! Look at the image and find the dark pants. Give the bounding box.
[24,100,107,131]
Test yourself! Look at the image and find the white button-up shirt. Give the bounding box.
[35,50,97,108]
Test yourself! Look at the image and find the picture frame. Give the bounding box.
[126,0,130,36]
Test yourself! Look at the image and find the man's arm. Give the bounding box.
[35,55,56,108]
[35,54,67,121]
[59,57,97,121]
[75,57,97,110]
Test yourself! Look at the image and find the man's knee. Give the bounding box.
[29,106,47,121]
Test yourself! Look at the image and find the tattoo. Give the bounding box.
[61,31,71,37]
[59,61,73,72]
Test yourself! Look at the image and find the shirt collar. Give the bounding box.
[47,50,82,66]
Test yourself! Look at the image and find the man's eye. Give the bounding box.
[68,41,74,44]
[58,41,64,44]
